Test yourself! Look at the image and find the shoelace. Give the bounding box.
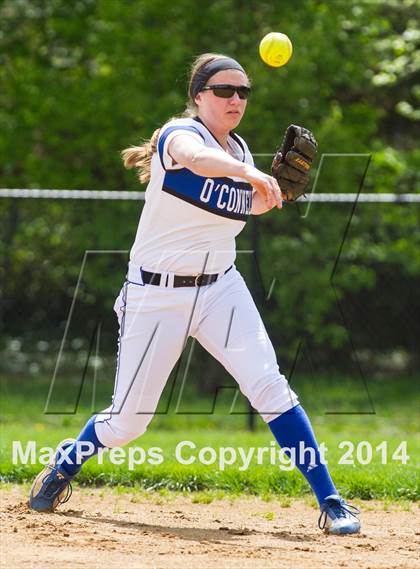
[318,499,360,530]
[41,467,73,505]
[58,482,73,505]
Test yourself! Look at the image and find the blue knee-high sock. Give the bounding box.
[268,404,337,505]
[59,415,106,476]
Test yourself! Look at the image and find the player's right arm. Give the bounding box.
[167,134,282,209]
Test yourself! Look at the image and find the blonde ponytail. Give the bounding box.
[121,111,192,184]
[121,127,161,185]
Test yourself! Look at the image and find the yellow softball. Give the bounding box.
[259,32,293,68]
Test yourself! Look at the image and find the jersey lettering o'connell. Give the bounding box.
[162,171,253,220]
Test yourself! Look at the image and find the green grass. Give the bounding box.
[0,374,418,501]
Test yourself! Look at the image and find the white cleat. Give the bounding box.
[318,494,361,535]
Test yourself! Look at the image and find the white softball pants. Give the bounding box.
[94,265,299,448]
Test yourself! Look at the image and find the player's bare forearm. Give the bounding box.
[168,134,251,179]
[251,191,276,215]
[168,134,282,209]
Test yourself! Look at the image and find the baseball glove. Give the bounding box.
[271,125,317,202]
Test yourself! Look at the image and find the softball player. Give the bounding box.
[29,53,360,535]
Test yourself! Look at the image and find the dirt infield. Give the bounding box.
[1,486,419,569]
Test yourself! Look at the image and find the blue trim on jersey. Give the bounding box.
[229,131,246,161]
[162,169,253,221]
[158,125,205,170]
[193,116,246,163]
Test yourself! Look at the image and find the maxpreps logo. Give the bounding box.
[200,178,252,217]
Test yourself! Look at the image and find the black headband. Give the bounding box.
[190,57,246,99]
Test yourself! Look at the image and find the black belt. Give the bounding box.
[141,266,232,287]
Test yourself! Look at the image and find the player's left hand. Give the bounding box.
[271,125,317,203]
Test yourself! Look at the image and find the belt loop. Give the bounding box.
[159,270,168,287]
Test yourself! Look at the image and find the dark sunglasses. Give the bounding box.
[201,84,251,100]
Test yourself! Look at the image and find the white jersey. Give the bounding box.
[129,117,254,274]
